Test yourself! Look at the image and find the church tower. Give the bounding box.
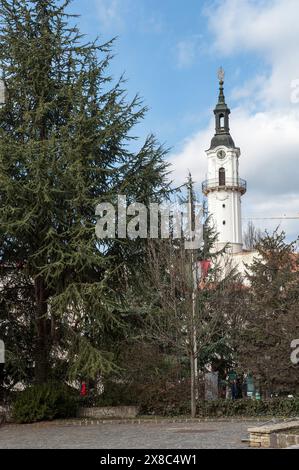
[202,69,246,254]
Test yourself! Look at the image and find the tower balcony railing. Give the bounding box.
[202,177,247,196]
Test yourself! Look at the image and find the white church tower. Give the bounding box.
[202,68,246,254]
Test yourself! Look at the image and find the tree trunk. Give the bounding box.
[34,277,50,384]
[190,350,196,418]
[0,364,4,402]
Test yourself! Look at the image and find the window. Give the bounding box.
[219,114,225,128]
[219,167,226,186]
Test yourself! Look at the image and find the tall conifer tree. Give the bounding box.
[0,0,169,384]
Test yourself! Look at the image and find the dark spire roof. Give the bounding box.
[209,68,235,150]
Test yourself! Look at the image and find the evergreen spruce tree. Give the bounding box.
[0,0,170,385]
[239,230,299,396]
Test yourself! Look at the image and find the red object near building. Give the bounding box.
[200,260,211,278]
[80,382,87,397]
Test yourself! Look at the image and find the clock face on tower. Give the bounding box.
[217,150,226,160]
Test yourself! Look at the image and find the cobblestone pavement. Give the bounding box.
[0,420,260,449]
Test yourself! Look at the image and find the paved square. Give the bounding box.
[0,420,260,449]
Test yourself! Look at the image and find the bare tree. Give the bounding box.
[143,235,241,417]
[243,221,263,251]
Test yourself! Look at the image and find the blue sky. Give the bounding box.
[71,0,259,148]
[70,0,299,240]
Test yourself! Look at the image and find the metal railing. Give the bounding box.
[202,177,247,195]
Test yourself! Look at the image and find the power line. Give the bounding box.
[244,219,299,221]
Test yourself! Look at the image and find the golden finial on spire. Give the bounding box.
[218,66,225,83]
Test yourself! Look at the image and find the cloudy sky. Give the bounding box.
[72,0,299,240]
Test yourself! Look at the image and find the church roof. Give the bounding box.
[210,133,235,149]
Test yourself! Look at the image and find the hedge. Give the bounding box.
[197,398,299,418]
[12,382,78,424]
[139,398,299,418]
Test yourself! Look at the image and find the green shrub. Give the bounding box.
[197,398,299,418]
[12,382,78,424]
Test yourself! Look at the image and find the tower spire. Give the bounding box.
[217,67,225,105]
[210,67,235,150]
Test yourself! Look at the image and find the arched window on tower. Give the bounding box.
[219,167,226,186]
[219,114,225,128]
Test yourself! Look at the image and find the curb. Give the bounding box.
[3,416,272,428]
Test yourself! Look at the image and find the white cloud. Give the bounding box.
[95,0,126,31]
[206,0,299,109]
[95,0,163,35]
[176,35,202,68]
[170,0,299,239]
[139,13,164,34]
